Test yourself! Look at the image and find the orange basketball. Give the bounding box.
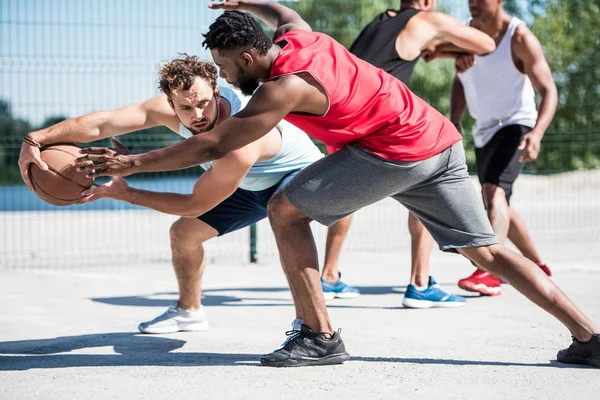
[28,144,94,206]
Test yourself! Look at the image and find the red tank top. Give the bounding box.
[269,30,461,161]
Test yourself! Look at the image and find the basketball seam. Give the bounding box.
[46,165,89,190]
[33,180,83,202]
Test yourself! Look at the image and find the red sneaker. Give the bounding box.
[458,269,502,296]
[536,262,552,277]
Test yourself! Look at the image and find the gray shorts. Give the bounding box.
[282,142,499,251]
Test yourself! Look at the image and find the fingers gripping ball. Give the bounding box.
[28,144,94,206]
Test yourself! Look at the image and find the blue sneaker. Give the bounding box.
[402,276,466,308]
[321,273,360,299]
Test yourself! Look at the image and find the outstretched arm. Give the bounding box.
[418,13,494,61]
[208,0,311,37]
[80,139,265,217]
[76,77,306,177]
[18,95,174,190]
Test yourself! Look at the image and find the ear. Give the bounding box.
[240,52,254,67]
[214,86,221,101]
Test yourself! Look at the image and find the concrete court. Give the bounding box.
[0,249,599,400]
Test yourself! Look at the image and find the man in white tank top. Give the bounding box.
[448,1,558,295]
[18,55,322,334]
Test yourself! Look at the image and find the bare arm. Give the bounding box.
[513,26,557,142]
[76,78,305,177]
[81,141,264,217]
[18,95,175,190]
[30,95,175,145]
[422,12,495,55]
[208,0,311,36]
[450,76,467,133]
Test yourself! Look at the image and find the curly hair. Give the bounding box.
[157,54,218,98]
[202,11,271,55]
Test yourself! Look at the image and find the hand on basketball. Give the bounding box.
[518,131,542,162]
[208,0,243,11]
[78,177,130,204]
[18,140,49,191]
[455,54,475,73]
[75,147,140,178]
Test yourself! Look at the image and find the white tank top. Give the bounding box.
[178,86,323,191]
[458,17,538,148]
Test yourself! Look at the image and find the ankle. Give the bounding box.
[177,302,201,312]
[321,270,340,283]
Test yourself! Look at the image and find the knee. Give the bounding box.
[170,219,201,249]
[267,191,306,227]
[461,244,503,266]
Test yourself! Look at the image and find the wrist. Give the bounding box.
[127,154,144,174]
[23,133,42,148]
[528,129,544,139]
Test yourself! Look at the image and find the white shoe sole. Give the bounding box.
[323,292,336,301]
[334,292,360,299]
[402,297,466,309]
[138,321,209,334]
[323,291,361,300]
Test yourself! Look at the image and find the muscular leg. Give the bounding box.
[170,217,218,310]
[408,212,434,287]
[268,191,333,334]
[321,214,353,283]
[482,183,510,244]
[459,245,599,341]
[508,207,543,263]
[280,255,303,320]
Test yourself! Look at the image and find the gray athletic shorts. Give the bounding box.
[282,141,499,251]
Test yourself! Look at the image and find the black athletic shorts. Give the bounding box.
[475,124,530,204]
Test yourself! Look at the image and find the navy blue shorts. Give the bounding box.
[197,170,299,236]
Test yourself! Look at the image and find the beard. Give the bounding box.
[237,73,260,96]
[181,112,218,136]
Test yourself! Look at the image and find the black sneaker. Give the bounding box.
[557,334,600,367]
[260,324,350,367]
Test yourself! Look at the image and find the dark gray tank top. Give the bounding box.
[349,8,421,85]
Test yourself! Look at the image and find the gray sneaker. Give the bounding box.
[138,303,209,334]
[275,318,303,351]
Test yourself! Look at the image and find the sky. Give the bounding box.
[0,0,529,126]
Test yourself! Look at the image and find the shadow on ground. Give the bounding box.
[90,286,409,309]
[0,332,261,370]
[0,332,586,370]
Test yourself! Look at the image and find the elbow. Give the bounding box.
[479,39,496,55]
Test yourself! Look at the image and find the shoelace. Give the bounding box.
[281,329,303,350]
[150,304,178,322]
[565,336,583,354]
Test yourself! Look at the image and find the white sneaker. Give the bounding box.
[138,303,209,334]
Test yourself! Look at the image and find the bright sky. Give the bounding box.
[0,0,529,126]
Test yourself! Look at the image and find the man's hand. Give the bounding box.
[455,54,476,73]
[78,177,130,204]
[18,140,49,191]
[76,147,140,178]
[208,0,244,10]
[518,131,543,162]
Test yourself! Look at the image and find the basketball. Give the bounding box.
[28,144,94,206]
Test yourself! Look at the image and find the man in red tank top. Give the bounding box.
[77,1,600,369]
